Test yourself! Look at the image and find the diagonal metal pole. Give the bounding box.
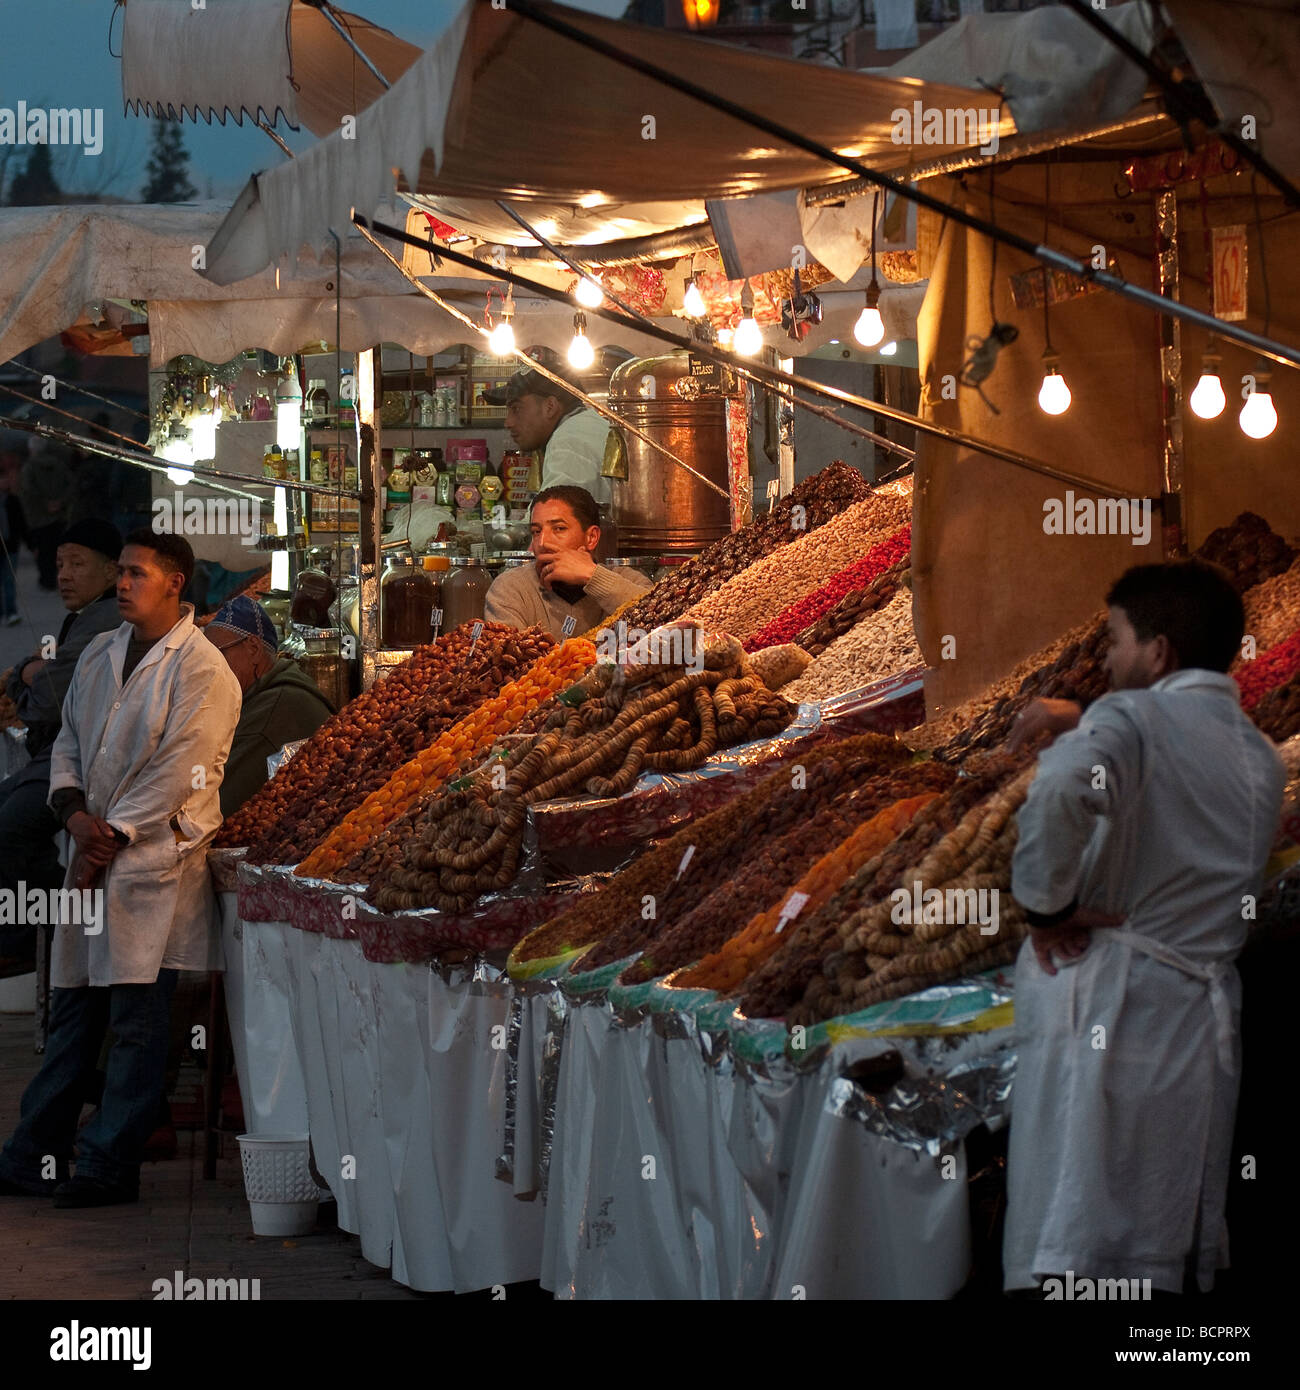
[359,214,1133,499]
[502,0,1300,371]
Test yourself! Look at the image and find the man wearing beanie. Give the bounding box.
[0,519,123,976]
[204,595,335,815]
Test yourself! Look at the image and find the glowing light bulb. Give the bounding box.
[574,277,603,309]
[853,305,884,348]
[275,368,302,450]
[1240,386,1278,439]
[733,315,763,356]
[191,409,217,462]
[488,319,516,355]
[1038,367,1072,416]
[879,340,898,356]
[165,464,194,486]
[1189,370,1226,420]
[568,327,595,370]
[683,278,706,318]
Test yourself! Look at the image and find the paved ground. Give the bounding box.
[0,1012,432,1301]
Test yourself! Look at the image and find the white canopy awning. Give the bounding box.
[196,0,1013,284]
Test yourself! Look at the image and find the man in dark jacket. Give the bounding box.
[0,519,121,975]
[203,596,335,815]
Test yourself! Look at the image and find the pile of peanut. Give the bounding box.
[780,590,920,703]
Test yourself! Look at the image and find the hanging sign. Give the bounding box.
[1212,226,1248,322]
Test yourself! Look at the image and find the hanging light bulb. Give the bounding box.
[682,276,706,319]
[567,312,595,370]
[275,362,302,450]
[165,464,194,487]
[1037,350,1072,416]
[1189,343,1226,420]
[191,380,217,462]
[733,278,763,357]
[1239,362,1278,439]
[853,281,885,348]
[574,276,603,309]
[487,287,516,355]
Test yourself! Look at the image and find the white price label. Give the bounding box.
[561,616,577,637]
[471,620,484,643]
[775,891,810,934]
[675,844,696,881]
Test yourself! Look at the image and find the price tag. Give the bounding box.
[1212,225,1248,322]
[675,844,696,881]
[431,606,443,633]
[766,478,780,512]
[561,616,577,637]
[775,890,810,934]
[469,620,484,651]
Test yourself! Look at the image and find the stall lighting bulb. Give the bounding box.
[733,315,763,356]
[165,464,194,486]
[1037,367,1072,416]
[880,340,898,356]
[683,279,706,318]
[1240,387,1278,439]
[853,305,885,348]
[567,329,595,371]
[488,319,516,355]
[574,277,603,309]
[191,411,217,462]
[1190,370,1227,420]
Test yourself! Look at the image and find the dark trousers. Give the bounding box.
[27,521,62,590]
[0,770,62,959]
[0,970,179,1191]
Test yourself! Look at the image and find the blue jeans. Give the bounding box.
[0,969,178,1191]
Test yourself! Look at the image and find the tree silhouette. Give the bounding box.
[7,143,62,206]
[141,117,197,204]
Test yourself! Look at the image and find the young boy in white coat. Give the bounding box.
[0,529,240,1207]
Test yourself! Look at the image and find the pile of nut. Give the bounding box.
[680,489,910,642]
[1241,556,1300,656]
[612,757,956,985]
[603,461,875,633]
[1197,511,1296,593]
[779,589,921,703]
[793,559,909,658]
[218,623,554,863]
[368,633,794,914]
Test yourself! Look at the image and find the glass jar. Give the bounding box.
[338,577,361,639]
[441,556,493,633]
[262,591,292,642]
[421,554,450,640]
[299,627,351,709]
[380,554,438,649]
[290,566,337,627]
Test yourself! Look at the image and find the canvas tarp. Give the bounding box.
[913,157,1300,716]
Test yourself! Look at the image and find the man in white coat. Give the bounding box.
[0,529,240,1208]
[1004,560,1285,1295]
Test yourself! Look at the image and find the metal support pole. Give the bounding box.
[1154,190,1186,557]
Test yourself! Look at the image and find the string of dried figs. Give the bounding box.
[611,755,955,984]
[219,623,552,860]
[510,731,909,964]
[368,649,797,913]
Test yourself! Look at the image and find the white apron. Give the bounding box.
[47,605,242,988]
[1004,670,1284,1293]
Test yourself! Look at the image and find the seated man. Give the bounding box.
[0,519,122,977]
[484,485,651,639]
[204,595,336,816]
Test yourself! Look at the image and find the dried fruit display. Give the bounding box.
[1196,511,1295,593]
[511,731,912,965]
[611,757,957,983]
[1250,671,1300,743]
[680,492,910,642]
[1236,630,1300,712]
[793,557,909,658]
[294,639,596,880]
[739,752,1030,1018]
[743,526,910,653]
[1241,556,1300,657]
[793,765,1035,1023]
[218,624,555,860]
[743,643,812,692]
[670,791,941,995]
[365,643,796,912]
[599,461,876,634]
[780,590,920,703]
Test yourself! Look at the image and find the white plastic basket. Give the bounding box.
[236,1133,319,1236]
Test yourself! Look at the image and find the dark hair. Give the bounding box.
[1105,560,1244,673]
[123,527,196,588]
[532,485,601,532]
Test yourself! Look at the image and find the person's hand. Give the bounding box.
[67,812,121,867]
[1029,907,1126,976]
[536,548,596,590]
[1008,698,1083,753]
[20,658,45,686]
